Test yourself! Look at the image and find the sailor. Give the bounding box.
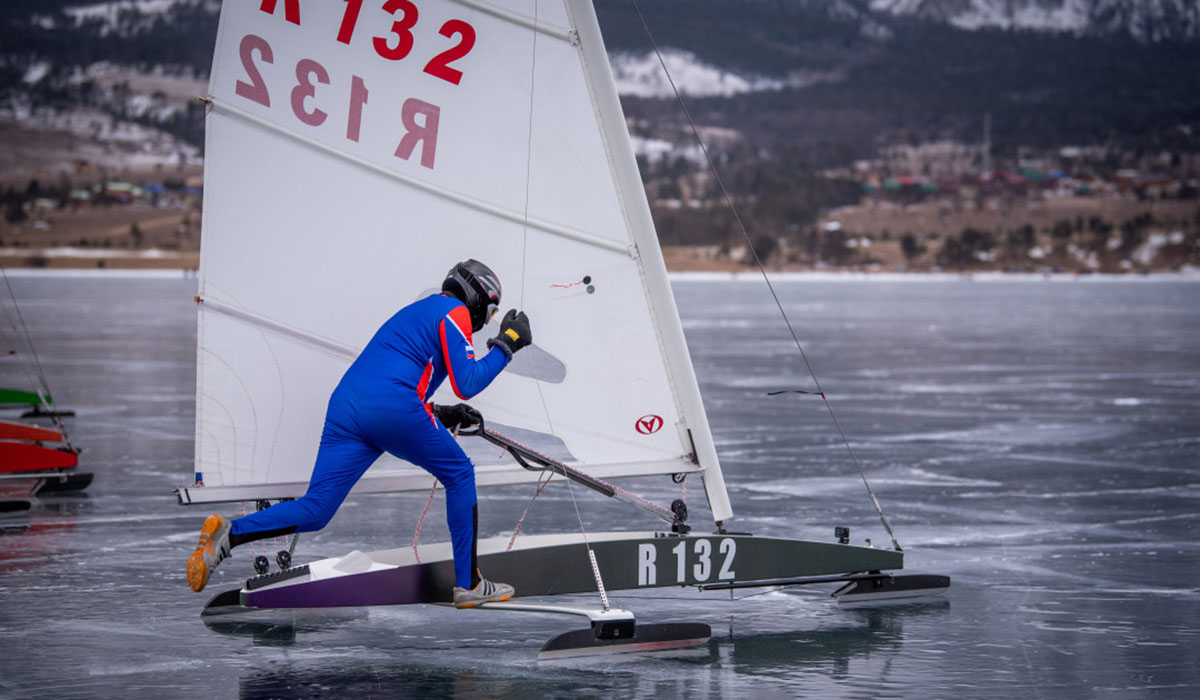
[186,259,532,608]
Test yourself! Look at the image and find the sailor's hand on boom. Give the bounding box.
[488,309,532,358]
[434,403,482,432]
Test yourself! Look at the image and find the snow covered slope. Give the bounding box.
[869,0,1200,41]
[30,0,219,37]
[610,49,844,98]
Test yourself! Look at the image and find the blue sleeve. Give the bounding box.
[438,306,509,400]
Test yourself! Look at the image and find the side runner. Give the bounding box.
[185,259,532,608]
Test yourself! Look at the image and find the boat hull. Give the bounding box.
[0,442,78,473]
[0,388,45,406]
[0,420,63,442]
[238,532,903,609]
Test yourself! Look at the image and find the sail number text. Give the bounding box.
[637,538,736,586]
[235,34,441,169]
[259,0,476,85]
[230,1,479,170]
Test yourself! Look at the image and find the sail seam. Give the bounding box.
[445,0,572,42]
[207,98,634,257]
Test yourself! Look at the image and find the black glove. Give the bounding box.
[433,403,482,432]
[487,309,532,358]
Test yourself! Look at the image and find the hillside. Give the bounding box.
[1,1,1198,272]
[869,0,1200,41]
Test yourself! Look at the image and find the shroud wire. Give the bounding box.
[629,0,902,551]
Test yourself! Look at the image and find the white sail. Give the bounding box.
[188,0,731,522]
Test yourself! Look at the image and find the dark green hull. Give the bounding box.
[237,532,903,609]
[0,388,47,406]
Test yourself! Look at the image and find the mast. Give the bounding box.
[567,2,732,524]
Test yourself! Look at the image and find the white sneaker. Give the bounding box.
[186,514,231,592]
[453,576,515,609]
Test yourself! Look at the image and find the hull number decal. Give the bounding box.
[637,538,736,586]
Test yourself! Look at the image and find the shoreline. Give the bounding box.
[3,266,1198,282]
[2,245,1196,282]
[4,244,1195,279]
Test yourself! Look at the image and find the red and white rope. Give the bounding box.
[411,477,439,563]
[485,427,676,521]
[506,469,554,551]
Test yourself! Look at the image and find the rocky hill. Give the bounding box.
[868,0,1200,41]
[1,1,1197,272]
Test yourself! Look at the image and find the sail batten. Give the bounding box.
[446,0,574,42]
[192,0,731,523]
[200,297,357,361]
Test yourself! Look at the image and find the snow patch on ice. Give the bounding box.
[879,421,1131,446]
[0,247,192,260]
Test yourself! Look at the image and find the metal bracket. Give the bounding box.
[670,499,690,534]
[474,600,635,637]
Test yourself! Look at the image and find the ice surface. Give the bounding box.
[0,273,1197,698]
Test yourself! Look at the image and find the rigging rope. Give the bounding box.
[506,468,553,551]
[411,476,440,563]
[239,500,259,560]
[486,425,677,522]
[629,0,902,551]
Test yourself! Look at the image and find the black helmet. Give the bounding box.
[442,259,502,333]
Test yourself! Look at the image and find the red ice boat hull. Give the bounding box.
[0,442,78,473]
[0,420,63,442]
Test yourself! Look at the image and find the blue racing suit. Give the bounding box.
[230,293,510,589]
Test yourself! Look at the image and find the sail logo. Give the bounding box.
[635,414,663,435]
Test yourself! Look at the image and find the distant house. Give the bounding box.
[1114,171,1178,199]
[32,197,58,213]
[100,182,141,203]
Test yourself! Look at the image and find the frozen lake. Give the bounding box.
[1,273,1198,698]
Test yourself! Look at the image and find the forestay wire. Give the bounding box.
[629,0,902,551]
